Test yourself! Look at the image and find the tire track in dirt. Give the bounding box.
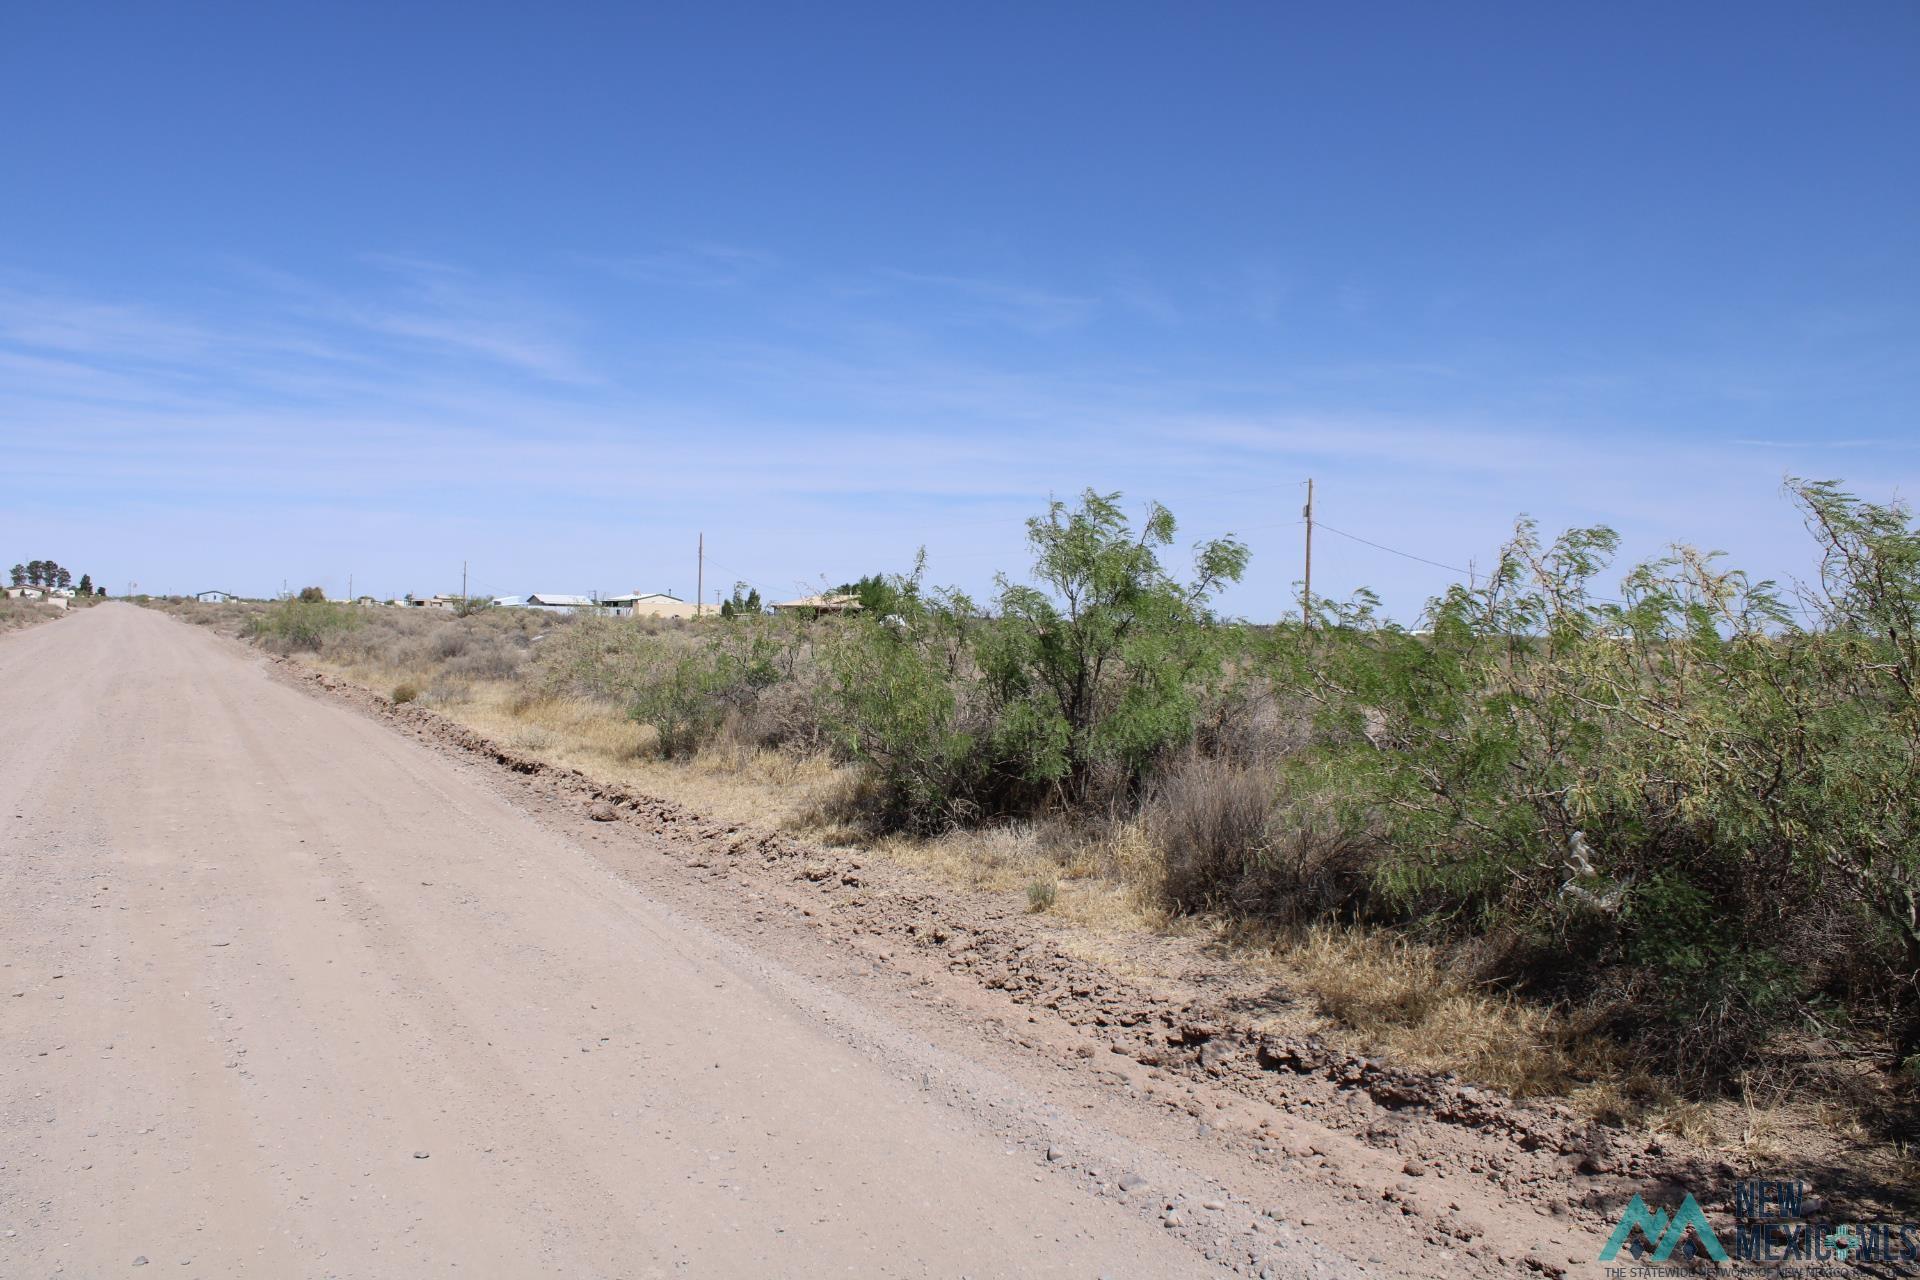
[4,605,1255,1278]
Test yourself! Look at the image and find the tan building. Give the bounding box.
[605,591,702,621]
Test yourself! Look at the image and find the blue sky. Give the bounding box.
[2,2,1915,615]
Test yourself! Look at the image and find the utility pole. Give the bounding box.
[696,533,704,620]
[461,561,468,602]
[1302,477,1314,630]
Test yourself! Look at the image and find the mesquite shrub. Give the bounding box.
[815,492,1248,829]
[1281,480,1920,1080]
[525,479,1918,1086]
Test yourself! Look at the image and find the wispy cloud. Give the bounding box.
[0,287,219,361]
[879,269,1099,333]
[3,255,1912,617]
[588,243,776,290]
[209,255,601,385]
[340,257,598,384]
[1732,437,1919,450]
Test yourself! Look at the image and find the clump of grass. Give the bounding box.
[391,682,419,704]
[1281,925,1590,1098]
[1027,877,1058,913]
[1143,754,1374,924]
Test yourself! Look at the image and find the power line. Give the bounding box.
[1313,520,1473,577]
[668,476,1309,542]
[1307,522,1654,610]
[699,557,795,602]
[676,480,1624,614]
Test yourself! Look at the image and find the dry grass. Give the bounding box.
[0,597,67,633]
[323,665,856,834]
[841,815,1175,937]
[313,620,1189,942]
[1274,925,1588,1097]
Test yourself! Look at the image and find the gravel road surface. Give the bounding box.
[0,605,1238,1278]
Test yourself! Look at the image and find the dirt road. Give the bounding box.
[2,604,1310,1278]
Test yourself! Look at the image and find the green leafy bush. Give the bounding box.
[977,490,1249,805]
[816,577,992,828]
[628,653,733,758]
[354,478,1918,1092]
[1277,480,1920,1079]
[246,598,358,653]
[815,493,1249,829]
[625,619,797,758]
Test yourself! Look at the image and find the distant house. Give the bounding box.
[525,593,599,613]
[354,595,381,607]
[771,592,862,615]
[490,594,525,609]
[4,585,45,600]
[630,598,703,621]
[603,591,702,621]
[195,589,238,603]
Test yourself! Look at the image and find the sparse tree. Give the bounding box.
[25,560,43,587]
[836,573,907,616]
[55,567,71,591]
[721,582,762,620]
[8,564,22,587]
[297,586,326,603]
[982,490,1249,804]
[77,574,91,595]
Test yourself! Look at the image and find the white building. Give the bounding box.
[771,592,862,615]
[525,593,600,614]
